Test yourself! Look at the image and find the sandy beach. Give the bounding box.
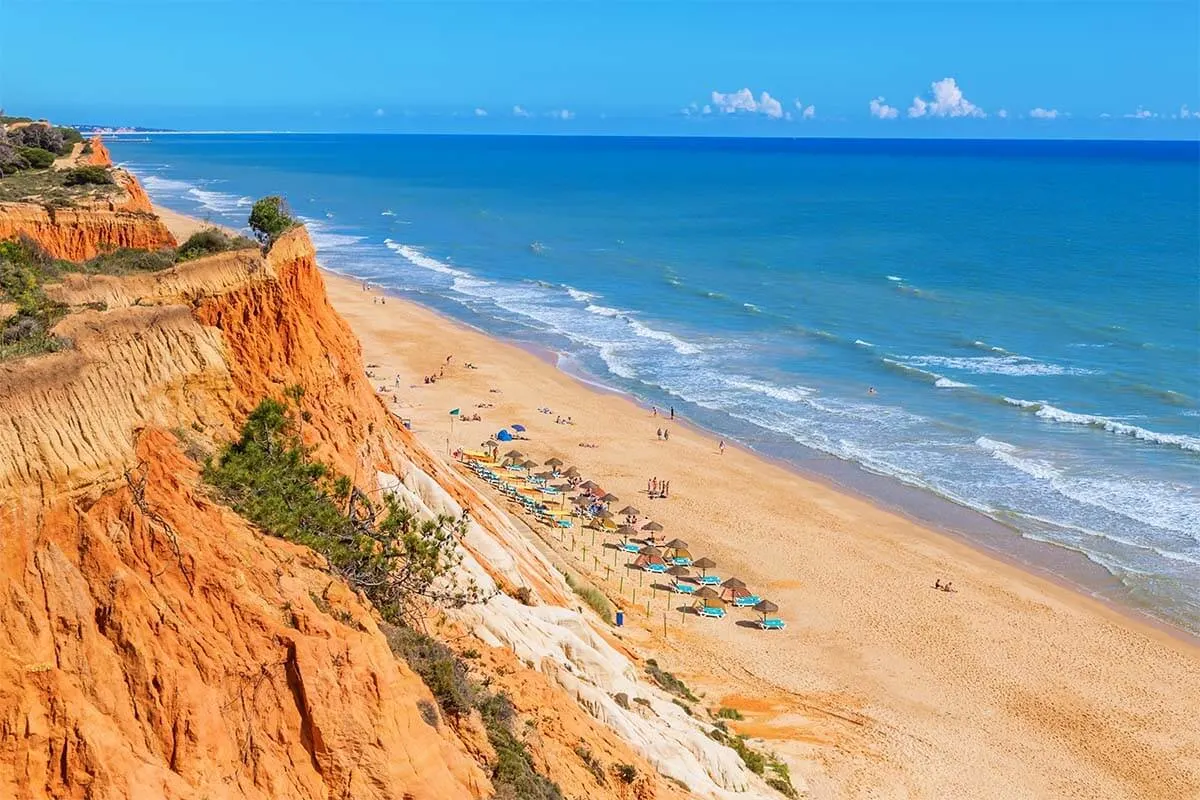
[158,209,1200,798]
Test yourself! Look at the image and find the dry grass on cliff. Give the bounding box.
[0,164,119,206]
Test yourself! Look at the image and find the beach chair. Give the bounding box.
[696,575,721,586]
[556,518,573,529]
[643,562,668,574]
[620,542,640,554]
[671,556,693,567]
[758,618,786,631]
[733,594,762,608]
[672,581,697,595]
[696,606,726,620]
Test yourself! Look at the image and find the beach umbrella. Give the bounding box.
[484,439,497,447]
[618,505,640,517]
[535,471,554,479]
[600,492,619,503]
[693,556,717,577]
[616,524,638,536]
[721,577,747,590]
[505,450,524,459]
[544,457,563,467]
[754,600,779,615]
[521,460,538,469]
[580,480,599,491]
[563,466,580,477]
[553,482,573,492]
[703,596,727,608]
[664,538,689,551]
[695,586,720,600]
[595,509,614,520]
[641,521,664,533]
[511,423,527,432]
[667,565,691,577]
[639,545,662,556]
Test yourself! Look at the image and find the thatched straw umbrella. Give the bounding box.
[563,466,580,477]
[634,545,665,569]
[580,480,599,492]
[616,524,637,537]
[600,492,619,503]
[595,509,614,520]
[521,459,538,469]
[754,599,779,615]
[721,577,747,590]
[666,565,691,578]
[695,586,720,600]
[641,521,664,533]
[484,439,497,448]
[505,449,524,459]
[618,505,640,517]
[639,545,662,556]
[692,556,717,579]
[544,457,563,467]
[664,538,689,551]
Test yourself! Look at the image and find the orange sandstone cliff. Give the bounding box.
[0,186,772,798]
[0,135,173,261]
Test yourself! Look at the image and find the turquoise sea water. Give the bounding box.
[110,134,1200,632]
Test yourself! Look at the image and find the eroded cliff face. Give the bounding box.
[1,200,774,798]
[0,136,172,260]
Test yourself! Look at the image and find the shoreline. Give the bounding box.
[157,205,1200,797]
[327,264,1188,644]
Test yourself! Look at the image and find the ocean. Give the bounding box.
[109,134,1200,633]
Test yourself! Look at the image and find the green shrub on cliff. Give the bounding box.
[84,247,177,275]
[176,228,257,262]
[0,236,70,360]
[18,147,55,169]
[248,195,298,249]
[62,165,113,186]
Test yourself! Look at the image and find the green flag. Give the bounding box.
[449,408,460,416]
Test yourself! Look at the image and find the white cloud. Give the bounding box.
[547,109,575,120]
[710,88,786,118]
[1177,105,1200,119]
[374,108,386,117]
[474,108,488,117]
[869,96,899,119]
[793,100,816,119]
[1099,112,1112,119]
[512,105,530,117]
[1029,107,1060,119]
[997,109,1008,119]
[907,78,985,118]
[701,104,712,115]
[1124,107,1155,119]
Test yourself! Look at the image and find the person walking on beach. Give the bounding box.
[670,406,675,419]
[657,427,662,440]
[719,440,725,455]
[652,406,657,417]
[664,429,670,441]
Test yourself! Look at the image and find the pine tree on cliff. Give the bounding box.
[248,195,298,249]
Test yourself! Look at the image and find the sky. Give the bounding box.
[4,0,1199,138]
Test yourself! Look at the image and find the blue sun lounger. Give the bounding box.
[672,581,696,595]
[696,574,721,586]
[643,562,668,574]
[620,542,640,553]
[670,556,692,566]
[758,618,786,631]
[733,594,762,608]
[696,605,726,620]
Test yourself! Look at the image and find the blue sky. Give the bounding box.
[4,1,1198,137]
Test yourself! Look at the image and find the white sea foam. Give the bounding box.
[186,187,252,214]
[627,318,702,355]
[381,210,396,216]
[886,275,903,282]
[384,239,473,278]
[742,303,761,313]
[854,339,874,348]
[1004,398,1200,453]
[902,354,1096,377]
[584,304,622,318]
[142,175,193,192]
[565,287,598,303]
[725,377,815,404]
[934,377,972,388]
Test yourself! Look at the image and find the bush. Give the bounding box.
[0,236,70,359]
[716,707,744,720]
[62,166,113,186]
[0,135,27,175]
[479,692,563,800]
[383,623,477,717]
[84,247,176,275]
[56,127,84,153]
[80,142,93,156]
[10,124,64,155]
[248,195,297,249]
[615,764,637,784]
[564,573,612,623]
[176,228,256,262]
[644,659,698,702]
[18,147,56,169]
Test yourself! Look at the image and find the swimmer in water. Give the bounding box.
[868,386,877,395]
